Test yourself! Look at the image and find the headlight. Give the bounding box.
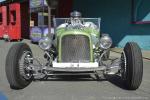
[39,37,52,50]
[99,34,112,49]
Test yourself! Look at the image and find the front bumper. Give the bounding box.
[46,67,106,72]
[50,62,105,72]
[31,62,106,79]
[30,60,120,79]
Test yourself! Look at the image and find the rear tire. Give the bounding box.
[5,43,33,90]
[123,42,143,90]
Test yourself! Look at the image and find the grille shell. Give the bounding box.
[61,35,91,63]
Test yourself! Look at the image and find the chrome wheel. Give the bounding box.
[19,51,33,80]
[120,51,127,80]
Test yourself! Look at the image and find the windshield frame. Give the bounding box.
[53,18,101,32]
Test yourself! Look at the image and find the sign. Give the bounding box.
[30,0,48,8]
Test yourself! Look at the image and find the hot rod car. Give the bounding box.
[5,11,143,90]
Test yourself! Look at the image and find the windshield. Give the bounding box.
[53,18,101,32]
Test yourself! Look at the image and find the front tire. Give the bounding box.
[123,42,143,90]
[5,43,33,90]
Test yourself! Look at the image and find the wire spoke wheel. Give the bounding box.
[6,43,33,90]
[19,51,33,80]
[120,51,127,80]
[122,42,143,90]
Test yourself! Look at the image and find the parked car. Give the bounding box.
[5,11,143,90]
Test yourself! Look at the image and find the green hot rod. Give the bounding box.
[5,11,143,90]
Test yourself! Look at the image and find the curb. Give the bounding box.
[111,50,150,61]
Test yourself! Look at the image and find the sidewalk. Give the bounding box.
[111,48,150,60]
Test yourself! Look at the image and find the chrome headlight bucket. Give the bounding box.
[39,37,52,50]
[99,34,112,50]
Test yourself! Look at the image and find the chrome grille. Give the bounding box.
[61,35,90,62]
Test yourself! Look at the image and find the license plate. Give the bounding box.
[53,62,99,68]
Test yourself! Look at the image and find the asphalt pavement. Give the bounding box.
[0,39,150,100]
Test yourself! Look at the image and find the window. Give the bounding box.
[11,10,16,24]
[0,13,2,24]
[132,0,150,24]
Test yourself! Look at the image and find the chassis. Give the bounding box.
[5,16,143,90]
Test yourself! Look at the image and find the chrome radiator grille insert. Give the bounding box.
[61,35,90,62]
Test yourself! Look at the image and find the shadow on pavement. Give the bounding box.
[33,74,128,91]
[34,75,108,82]
[105,75,127,90]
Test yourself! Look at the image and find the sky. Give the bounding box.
[0,0,5,2]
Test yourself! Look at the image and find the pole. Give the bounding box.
[48,6,51,38]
